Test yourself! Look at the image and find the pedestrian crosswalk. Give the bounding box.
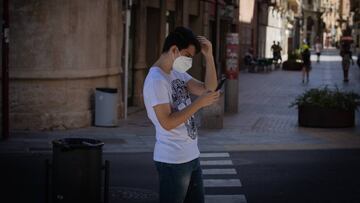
[200,152,247,203]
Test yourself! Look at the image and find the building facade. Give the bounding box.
[301,0,323,46]
[4,0,240,131]
[321,0,341,47]
[6,0,353,132]
[127,0,239,129]
[350,0,360,51]
[238,0,258,66]
[320,0,355,48]
[238,0,299,64]
[257,0,293,59]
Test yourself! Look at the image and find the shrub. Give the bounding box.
[290,86,360,111]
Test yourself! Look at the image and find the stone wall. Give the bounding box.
[10,0,123,130]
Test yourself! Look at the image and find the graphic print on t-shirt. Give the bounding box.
[171,79,198,139]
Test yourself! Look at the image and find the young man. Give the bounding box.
[143,26,219,203]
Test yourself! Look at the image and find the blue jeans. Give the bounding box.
[155,158,205,203]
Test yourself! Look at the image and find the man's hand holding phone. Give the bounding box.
[196,77,226,108]
[197,91,220,108]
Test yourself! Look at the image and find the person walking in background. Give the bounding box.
[276,41,283,63]
[301,45,311,83]
[143,26,219,203]
[315,37,322,63]
[271,41,277,61]
[340,43,354,82]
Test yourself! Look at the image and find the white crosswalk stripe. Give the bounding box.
[200,160,233,166]
[202,168,237,175]
[200,152,247,203]
[205,195,248,203]
[204,179,242,187]
[200,152,230,158]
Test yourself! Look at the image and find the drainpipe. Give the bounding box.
[2,0,9,140]
[124,0,132,119]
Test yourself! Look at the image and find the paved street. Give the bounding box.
[2,150,360,203]
[1,49,360,203]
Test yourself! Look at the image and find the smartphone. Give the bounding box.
[215,78,227,91]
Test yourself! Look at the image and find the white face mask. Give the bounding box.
[172,49,193,73]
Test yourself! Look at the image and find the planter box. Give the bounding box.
[282,60,303,71]
[298,105,355,128]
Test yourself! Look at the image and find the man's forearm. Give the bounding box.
[165,100,202,130]
[204,54,218,91]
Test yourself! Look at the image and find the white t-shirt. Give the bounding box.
[143,66,200,164]
[315,43,322,53]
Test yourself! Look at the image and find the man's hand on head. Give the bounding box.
[197,36,213,58]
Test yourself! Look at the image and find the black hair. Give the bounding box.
[162,26,201,54]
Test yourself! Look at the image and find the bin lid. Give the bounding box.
[96,88,118,94]
[52,138,104,149]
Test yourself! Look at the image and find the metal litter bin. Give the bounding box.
[46,138,109,203]
[95,88,118,127]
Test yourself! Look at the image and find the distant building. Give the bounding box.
[238,0,301,66]
[321,0,354,48]
[301,0,323,46]
[321,0,341,47]
[350,0,360,51]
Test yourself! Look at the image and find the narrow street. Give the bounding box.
[1,50,360,203]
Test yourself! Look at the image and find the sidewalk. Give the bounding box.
[1,49,360,154]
